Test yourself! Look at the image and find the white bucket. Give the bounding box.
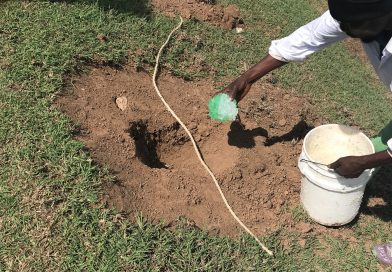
[298,124,375,226]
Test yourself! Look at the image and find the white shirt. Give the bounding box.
[269,10,392,152]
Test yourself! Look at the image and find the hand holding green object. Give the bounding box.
[208,93,238,122]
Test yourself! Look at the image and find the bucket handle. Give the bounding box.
[299,159,335,172]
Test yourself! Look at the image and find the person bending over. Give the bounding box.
[223,0,392,179]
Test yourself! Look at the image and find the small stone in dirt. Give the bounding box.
[297,222,313,233]
[278,118,287,126]
[115,96,128,111]
[235,27,244,33]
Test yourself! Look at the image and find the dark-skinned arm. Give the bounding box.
[329,150,392,178]
[223,54,287,102]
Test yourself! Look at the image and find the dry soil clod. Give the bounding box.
[115,96,128,111]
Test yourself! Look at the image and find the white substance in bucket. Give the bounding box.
[305,125,373,165]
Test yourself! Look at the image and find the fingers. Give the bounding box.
[328,159,363,178]
[218,78,251,102]
[216,87,236,101]
[328,160,349,177]
[328,159,348,177]
[328,159,341,169]
[329,162,344,177]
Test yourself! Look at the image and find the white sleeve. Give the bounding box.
[269,10,348,62]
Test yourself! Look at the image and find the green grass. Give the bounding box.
[1,0,392,270]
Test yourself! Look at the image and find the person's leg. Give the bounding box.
[371,121,392,152]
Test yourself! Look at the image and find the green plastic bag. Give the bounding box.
[208,93,238,122]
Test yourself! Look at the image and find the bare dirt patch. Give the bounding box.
[56,65,330,236]
[151,0,243,29]
[56,65,392,241]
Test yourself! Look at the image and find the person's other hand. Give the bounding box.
[221,76,252,102]
[328,156,366,178]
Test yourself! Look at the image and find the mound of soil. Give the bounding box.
[151,0,243,29]
[56,65,330,236]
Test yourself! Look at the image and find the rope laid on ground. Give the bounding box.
[152,16,273,256]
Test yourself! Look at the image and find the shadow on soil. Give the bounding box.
[50,0,151,16]
[227,119,314,149]
[227,121,268,148]
[361,165,392,222]
[265,120,314,146]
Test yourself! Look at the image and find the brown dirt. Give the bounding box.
[55,65,331,236]
[56,63,392,241]
[151,0,243,29]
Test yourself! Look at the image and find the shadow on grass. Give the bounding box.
[50,0,151,16]
[361,165,392,221]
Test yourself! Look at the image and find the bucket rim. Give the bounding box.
[299,150,374,192]
[303,124,375,161]
[302,124,375,179]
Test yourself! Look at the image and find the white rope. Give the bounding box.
[152,16,273,256]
